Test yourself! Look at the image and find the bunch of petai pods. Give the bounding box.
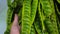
[4,0,60,34]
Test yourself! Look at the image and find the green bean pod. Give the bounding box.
[22,0,31,34]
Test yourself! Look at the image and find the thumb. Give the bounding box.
[13,14,18,24]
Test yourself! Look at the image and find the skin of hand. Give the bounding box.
[10,14,20,34]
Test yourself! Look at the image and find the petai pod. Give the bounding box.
[34,18,42,34]
[22,0,31,34]
[30,25,36,34]
[50,1,59,34]
[44,0,59,34]
[38,1,46,33]
[56,17,60,34]
[31,0,38,24]
[44,18,54,34]
[40,0,52,17]
[44,12,59,34]
[4,7,14,34]
[6,7,14,26]
[55,3,60,34]
[30,0,38,33]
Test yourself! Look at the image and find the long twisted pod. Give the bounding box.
[30,0,38,34]
[55,1,60,33]
[30,25,36,34]
[38,4,49,34]
[45,12,59,34]
[44,0,59,34]
[22,0,31,34]
[38,1,47,34]
[56,4,60,34]
[40,0,52,17]
[4,0,17,34]
[34,17,42,34]
[54,0,60,15]
[4,0,15,34]
[50,0,59,34]
[4,7,14,34]
[31,0,38,24]
[57,18,60,33]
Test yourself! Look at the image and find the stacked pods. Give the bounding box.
[5,0,60,34]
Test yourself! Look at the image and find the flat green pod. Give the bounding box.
[44,0,59,33]
[31,0,38,24]
[50,13,59,34]
[34,21,42,34]
[34,17,42,34]
[38,1,46,33]
[55,4,60,33]
[44,12,59,34]
[4,7,14,34]
[30,25,36,34]
[40,0,53,17]
[6,7,14,25]
[57,18,60,33]
[22,0,31,34]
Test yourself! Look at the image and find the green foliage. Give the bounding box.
[22,0,31,34]
[4,0,60,34]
